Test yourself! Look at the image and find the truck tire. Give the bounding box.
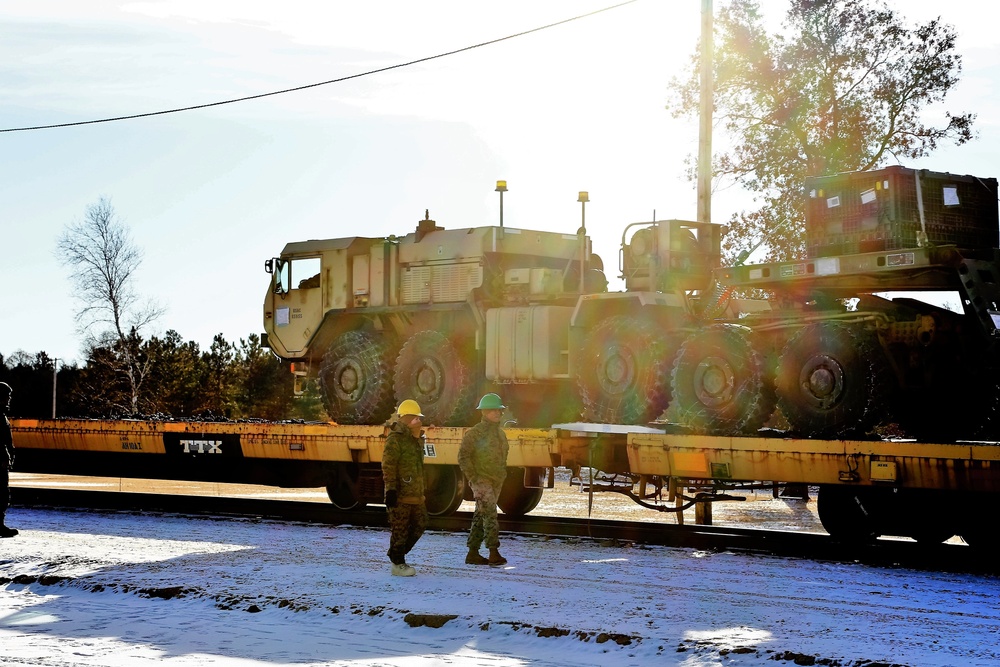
[393,330,476,427]
[577,315,672,424]
[671,325,774,435]
[775,322,887,438]
[318,330,395,425]
[895,357,997,442]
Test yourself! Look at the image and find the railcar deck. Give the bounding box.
[11,418,1000,493]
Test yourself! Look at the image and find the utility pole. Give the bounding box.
[697,0,713,224]
[52,358,59,419]
[578,191,589,294]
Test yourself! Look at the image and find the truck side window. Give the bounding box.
[293,257,321,289]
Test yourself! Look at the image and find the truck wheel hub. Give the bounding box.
[416,365,439,395]
[694,356,734,406]
[339,366,359,393]
[801,355,844,405]
[605,354,629,385]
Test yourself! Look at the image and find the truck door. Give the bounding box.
[267,256,323,357]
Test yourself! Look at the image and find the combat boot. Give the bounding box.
[465,549,489,565]
[391,563,416,577]
[488,548,507,566]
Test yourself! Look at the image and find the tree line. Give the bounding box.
[0,332,324,422]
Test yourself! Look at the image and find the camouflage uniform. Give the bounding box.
[458,417,509,550]
[381,420,427,565]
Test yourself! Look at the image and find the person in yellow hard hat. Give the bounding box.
[381,399,428,576]
[458,393,510,565]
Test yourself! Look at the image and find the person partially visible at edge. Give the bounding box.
[0,382,18,538]
[458,393,510,566]
[381,399,428,577]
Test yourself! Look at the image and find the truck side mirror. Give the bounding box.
[271,258,289,295]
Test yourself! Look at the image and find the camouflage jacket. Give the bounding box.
[458,418,509,486]
[381,420,425,503]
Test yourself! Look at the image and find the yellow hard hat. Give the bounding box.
[396,399,424,418]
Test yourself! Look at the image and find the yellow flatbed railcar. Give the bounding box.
[9,418,556,517]
[10,418,1000,546]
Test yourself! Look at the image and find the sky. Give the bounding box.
[3,502,1000,665]
[3,0,1000,366]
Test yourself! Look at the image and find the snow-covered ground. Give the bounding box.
[2,500,999,666]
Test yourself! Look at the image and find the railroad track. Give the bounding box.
[11,486,995,576]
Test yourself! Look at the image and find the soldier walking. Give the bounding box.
[381,399,428,576]
[459,393,510,566]
[1,382,18,538]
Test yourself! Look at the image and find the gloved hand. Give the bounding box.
[384,489,398,508]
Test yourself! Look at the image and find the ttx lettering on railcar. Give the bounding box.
[180,440,223,454]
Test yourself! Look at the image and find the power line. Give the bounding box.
[2,1,639,134]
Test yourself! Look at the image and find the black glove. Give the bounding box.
[384,489,398,508]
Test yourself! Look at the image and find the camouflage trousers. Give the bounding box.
[467,478,503,550]
[386,503,427,565]
[0,464,7,522]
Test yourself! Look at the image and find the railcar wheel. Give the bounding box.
[393,331,476,427]
[908,525,956,545]
[497,468,544,516]
[326,464,367,511]
[577,315,673,424]
[959,495,1000,549]
[960,526,998,549]
[318,330,395,425]
[895,491,956,544]
[670,325,774,435]
[775,323,887,438]
[424,465,465,517]
[816,485,880,543]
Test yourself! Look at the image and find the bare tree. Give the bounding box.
[56,197,163,415]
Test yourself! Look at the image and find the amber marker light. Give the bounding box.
[496,180,508,229]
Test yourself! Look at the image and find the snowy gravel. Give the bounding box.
[2,504,999,667]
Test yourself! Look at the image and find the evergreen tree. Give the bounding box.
[144,330,204,416]
[199,334,237,418]
[233,334,296,420]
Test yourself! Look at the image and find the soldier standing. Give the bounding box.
[381,399,428,576]
[1,382,17,538]
[459,393,510,566]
